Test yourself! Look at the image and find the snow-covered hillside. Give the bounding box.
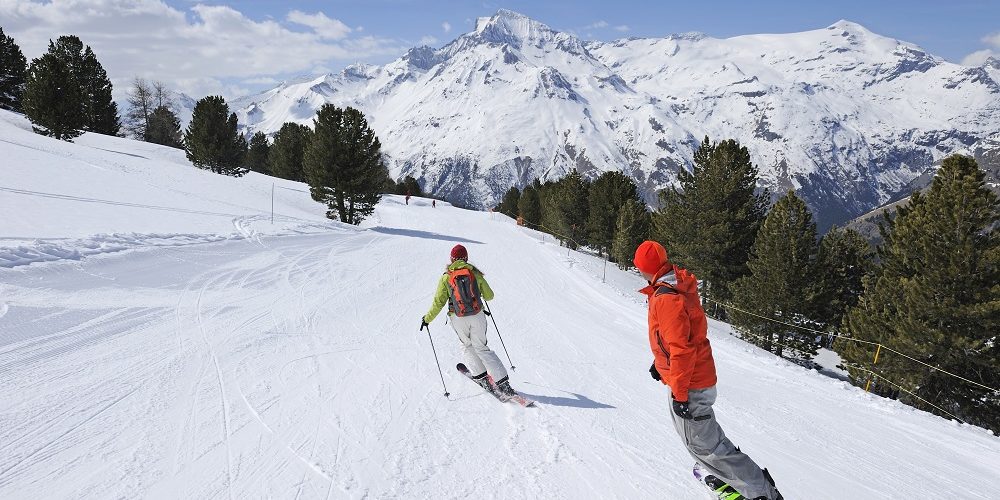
[227,9,1000,229]
[1,115,998,499]
[0,109,336,267]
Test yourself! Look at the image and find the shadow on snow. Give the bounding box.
[370,226,484,244]
[519,382,616,409]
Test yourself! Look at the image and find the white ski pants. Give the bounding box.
[670,386,779,499]
[450,311,507,381]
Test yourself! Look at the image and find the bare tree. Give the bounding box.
[125,77,153,140]
[152,80,175,112]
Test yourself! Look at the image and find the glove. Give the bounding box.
[649,363,661,381]
[672,396,693,420]
[419,317,429,331]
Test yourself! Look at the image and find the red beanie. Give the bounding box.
[633,240,670,276]
[450,244,468,260]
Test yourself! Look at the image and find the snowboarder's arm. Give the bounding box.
[423,274,450,323]
[474,271,495,301]
[659,296,695,401]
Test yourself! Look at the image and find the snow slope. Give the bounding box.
[0,110,337,267]
[1,119,998,499]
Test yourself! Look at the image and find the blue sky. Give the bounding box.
[2,0,998,100]
[213,0,1000,63]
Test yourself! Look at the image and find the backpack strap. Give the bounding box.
[652,282,680,296]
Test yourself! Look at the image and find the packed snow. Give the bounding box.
[1,112,998,499]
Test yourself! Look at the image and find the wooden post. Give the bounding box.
[864,344,883,393]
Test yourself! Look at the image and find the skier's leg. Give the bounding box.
[451,315,486,375]
[468,312,508,381]
[670,386,779,499]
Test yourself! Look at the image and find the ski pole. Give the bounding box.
[421,323,450,397]
[483,301,515,371]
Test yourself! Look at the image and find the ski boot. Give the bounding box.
[494,376,517,400]
[471,371,494,392]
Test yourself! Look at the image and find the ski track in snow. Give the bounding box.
[0,196,998,499]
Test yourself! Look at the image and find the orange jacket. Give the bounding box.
[640,267,717,401]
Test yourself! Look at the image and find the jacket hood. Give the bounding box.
[639,267,698,295]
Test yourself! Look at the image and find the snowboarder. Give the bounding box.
[633,241,782,500]
[420,244,518,398]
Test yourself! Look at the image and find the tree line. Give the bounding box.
[499,137,998,432]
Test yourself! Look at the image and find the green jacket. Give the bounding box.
[423,260,494,323]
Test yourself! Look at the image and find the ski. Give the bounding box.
[693,463,745,500]
[456,363,536,407]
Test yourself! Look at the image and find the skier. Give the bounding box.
[633,241,782,500]
[420,244,518,398]
[432,199,436,208]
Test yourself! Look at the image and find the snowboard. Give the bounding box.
[693,463,745,500]
[456,363,536,407]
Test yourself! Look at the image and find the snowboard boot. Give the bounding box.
[494,376,517,399]
[471,371,494,392]
[704,475,744,500]
[749,468,782,500]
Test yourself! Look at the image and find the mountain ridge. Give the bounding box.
[221,10,1000,230]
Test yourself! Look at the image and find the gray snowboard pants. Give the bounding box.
[450,311,507,381]
[670,386,779,500]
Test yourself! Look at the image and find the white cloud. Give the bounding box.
[287,10,352,40]
[442,21,452,34]
[584,20,609,30]
[419,36,439,46]
[961,31,1000,66]
[0,0,406,100]
[614,25,630,33]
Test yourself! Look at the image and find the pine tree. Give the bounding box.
[23,35,119,137]
[517,182,541,227]
[731,190,821,360]
[843,155,999,431]
[498,186,520,218]
[652,137,768,303]
[542,171,590,248]
[146,105,183,148]
[0,27,27,112]
[395,175,423,196]
[268,122,312,182]
[612,198,651,269]
[246,131,270,174]
[79,45,119,135]
[22,51,84,140]
[304,105,386,224]
[813,226,873,333]
[184,96,247,176]
[587,171,639,255]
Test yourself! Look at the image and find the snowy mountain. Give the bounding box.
[228,10,1000,230]
[1,110,998,498]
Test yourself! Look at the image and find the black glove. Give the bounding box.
[420,318,429,331]
[649,363,661,381]
[672,396,693,420]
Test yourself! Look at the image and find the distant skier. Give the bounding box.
[633,241,782,500]
[420,244,518,397]
[405,191,411,205]
[432,199,436,208]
